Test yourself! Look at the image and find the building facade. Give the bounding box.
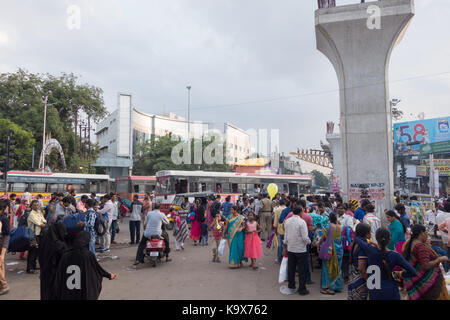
[93,93,250,177]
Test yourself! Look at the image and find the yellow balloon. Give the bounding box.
[267,183,278,200]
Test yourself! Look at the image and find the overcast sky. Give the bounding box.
[1,0,449,173]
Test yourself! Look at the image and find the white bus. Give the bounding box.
[155,170,313,213]
[1,171,114,204]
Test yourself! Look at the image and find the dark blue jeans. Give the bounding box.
[111,220,118,242]
[304,244,311,283]
[277,234,284,263]
[129,220,141,244]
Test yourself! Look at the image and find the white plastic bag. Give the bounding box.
[278,257,288,284]
[218,239,226,257]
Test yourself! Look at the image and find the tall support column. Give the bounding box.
[315,0,415,214]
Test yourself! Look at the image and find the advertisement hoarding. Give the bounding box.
[394,117,450,155]
[416,165,450,177]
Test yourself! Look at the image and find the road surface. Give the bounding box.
[2,217,346,300]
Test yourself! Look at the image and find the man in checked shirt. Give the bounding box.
[84,199,97,256]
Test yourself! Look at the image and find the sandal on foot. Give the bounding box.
[320,289,335,295]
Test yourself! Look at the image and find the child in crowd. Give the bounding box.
[173,210,188,251]
[200,220,208,246]
[210,214,225,262]
[244,212,263,270]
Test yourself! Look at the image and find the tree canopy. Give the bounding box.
[0,69,107,172]
[0,118,35,170]
[133,134,232,176]
[311,170,330,188]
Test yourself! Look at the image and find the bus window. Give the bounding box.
[159,178,173,194]
[289,183,298,196]
[133,184,140,193]
[216,183,222,193]
[246,184,255,194]
[12,183,28,192]
[67,184,84,192]
[31,183,46,193]
[100,181,108,193]
[144,184,155,193]
[231,183,238,193]
[189,182,199,193]
[174,179,188,194]
[283,184,288,193]
[117,181,130,193]
[48,184,65,193]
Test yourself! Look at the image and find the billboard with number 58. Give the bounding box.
[393,116,450,155]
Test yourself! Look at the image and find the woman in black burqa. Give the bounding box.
[39,222,68,300]
[53,231,116,300]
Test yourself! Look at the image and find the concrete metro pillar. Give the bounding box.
[315,0,414,214]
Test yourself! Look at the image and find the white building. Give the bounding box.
[94,93,250,177]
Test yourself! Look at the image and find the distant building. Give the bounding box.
[233,158,271,174]
[93,93,250,178]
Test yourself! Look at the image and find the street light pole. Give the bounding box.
[41,91,51,172]
[186,86,191,140]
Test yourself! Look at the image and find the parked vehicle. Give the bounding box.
[144,236,166,267]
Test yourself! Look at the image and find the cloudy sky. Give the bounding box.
[1,0,449,173]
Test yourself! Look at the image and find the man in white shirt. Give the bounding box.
[337,203,354,230]
[425,201,441,233]
[284,206,311,296]
[363,204,381,244]
[134,203,170,265]
[436,202,450,248]
[254,193,262,221]
[110,194,119,245]
[97,194,114,253]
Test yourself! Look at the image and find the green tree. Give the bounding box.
[133,134,232,176]
[311,170,330,188]
[0,69,107,172]
[0,118,35,170]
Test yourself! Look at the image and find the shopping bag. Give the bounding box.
[218,239,226,256]
[278,256,288,284]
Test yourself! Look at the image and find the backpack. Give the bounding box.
[94,212,107,237]
[342,226,354,253]
[8,226,35,253]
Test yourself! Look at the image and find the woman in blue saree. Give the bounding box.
[224,206,248,268]
[318,213,344,295]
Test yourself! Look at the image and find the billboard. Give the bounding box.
[416,165,450,177]
[394,116,450,155]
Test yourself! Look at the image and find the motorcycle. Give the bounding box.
[144,236,166,267]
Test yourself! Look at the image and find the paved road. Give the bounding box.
[2,218,346,300]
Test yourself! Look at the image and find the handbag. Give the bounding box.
[319,226,333,261]
[278,256,288,283]
[218,239,226,256]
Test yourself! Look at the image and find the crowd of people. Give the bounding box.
[179,191,450,300]
[0,189,141,298]
[1,188,450,300]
